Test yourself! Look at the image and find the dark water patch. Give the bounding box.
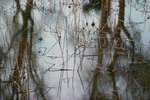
[129,63,150,87]
[82,0,101,12]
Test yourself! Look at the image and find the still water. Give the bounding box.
[0,0,150,100]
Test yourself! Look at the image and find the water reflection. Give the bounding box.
[83,0,101,12]
[0,0,150,100]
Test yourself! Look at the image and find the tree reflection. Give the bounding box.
[89,0,149,99]
[1,0,48,100]
[0,0,149,99]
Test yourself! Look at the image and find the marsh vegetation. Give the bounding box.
[0,0,150,100]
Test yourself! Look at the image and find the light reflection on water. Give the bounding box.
[0,0,150,100]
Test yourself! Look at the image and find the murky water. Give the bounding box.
[0,0,150,100]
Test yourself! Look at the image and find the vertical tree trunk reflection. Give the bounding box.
[110,72,119,100]
[9,0,47,100]
[90,0,111,99]
[11,0,33,99]
[90,0,135,99]
[113,0,134,64]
